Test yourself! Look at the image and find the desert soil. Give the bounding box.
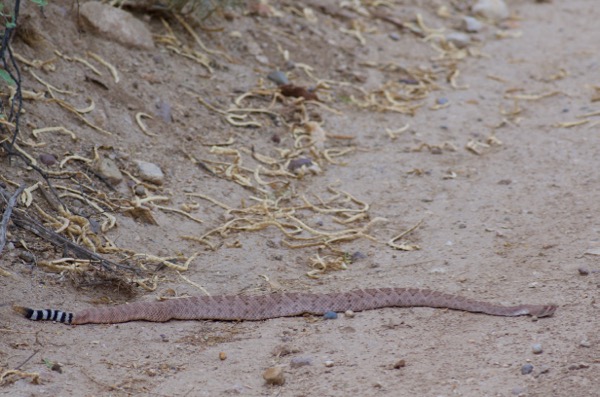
[1,0,598,396]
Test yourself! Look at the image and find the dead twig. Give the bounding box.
[0,187,136,273]
[9,209,136,273]
[388,219,424,251]
[14,350,38,371]
[0,184,25,255]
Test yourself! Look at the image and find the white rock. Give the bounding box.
[446,32,471,49]
[462,16,484,32]
[80,2,154,49]
[472,0,509,22]
[135,160,164,185]
[579,339,591,348]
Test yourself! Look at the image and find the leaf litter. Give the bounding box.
[1,1,510,290]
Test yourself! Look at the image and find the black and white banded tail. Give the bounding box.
[13,306,73,324]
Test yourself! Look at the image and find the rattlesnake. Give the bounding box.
[14,288,557,325]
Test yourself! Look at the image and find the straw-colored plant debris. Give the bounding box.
[183,186,389,276]
[154,16,225,75]
[0,369,40,386]
[554,109,600,129]
[0,2,447,290]
[0,157,199,285]
[387,219,423,251]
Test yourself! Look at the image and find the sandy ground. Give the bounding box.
[1,0,598,396]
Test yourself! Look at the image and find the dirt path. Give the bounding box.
[1,1,598,396]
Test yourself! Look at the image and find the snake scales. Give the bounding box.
[14,288,557,325]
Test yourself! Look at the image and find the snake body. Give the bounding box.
[15,288,557,325]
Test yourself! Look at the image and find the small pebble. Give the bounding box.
[445,32,471,49]
[287,157,313,171]
[344,310,355,318]
[579,339,591,348]
[290,357,312,368]
[155,99,172,123]
[323,311,338,320]
[472,0,509,22]
[324,360,335,367]
[255,55,269,65]
[39,153,57,166]
[50,362,63,373]
[262,366,285,385]
[512,386,527,395]
[18,251,35,263]
[389,32,400,41]
[267,70,289,86]
[95,157,123,185]
[436,97,449,105]
[134,185,146,196]
[577,266,590,276]
[462,16,484,32]
[159,334,169,342]
[393,359,406,369]
[532,343,543,354]
[135,160,164,185]
[350,251,367,262]
[521,364,534,375]
[219,351,227,360]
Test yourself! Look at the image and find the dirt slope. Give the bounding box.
[1,1,598,396]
